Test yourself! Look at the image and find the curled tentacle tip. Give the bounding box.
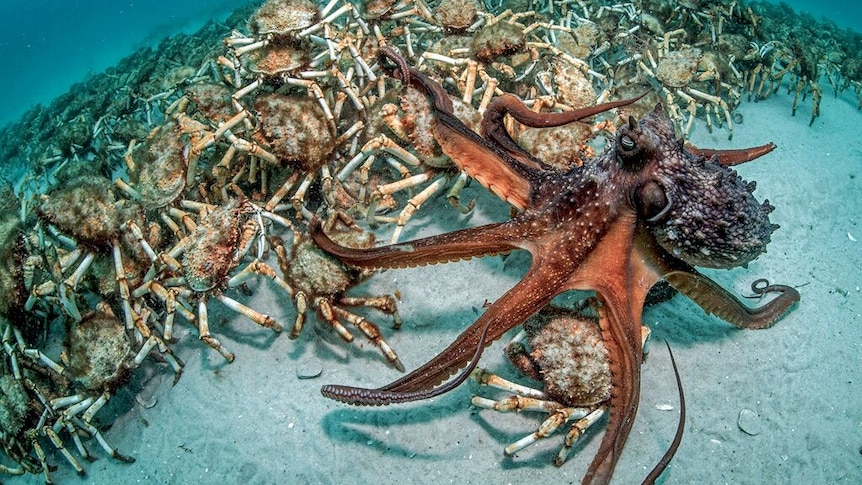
[377,45,410,84]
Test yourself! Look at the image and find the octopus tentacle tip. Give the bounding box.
[321,385,382,406]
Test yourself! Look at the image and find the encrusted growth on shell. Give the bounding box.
[434,0,480,33]
[655,48,703,88]
[38,176,132,246]
[248,0,319,36]
[471,21,525,63]
[284,225,374,297]
[0,208,25,317]
[521,306,611,406]
[253,94,334,170]
[0,374,29,440]
[67,312,132,391]
[132,121,190,209]
[181,201,248,292]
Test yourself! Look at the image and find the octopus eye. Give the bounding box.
[615,123,650,171]
[636,180,671,222]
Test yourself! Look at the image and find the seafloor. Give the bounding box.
[1,1,861,484]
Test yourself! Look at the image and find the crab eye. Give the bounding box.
[636,180,671,222]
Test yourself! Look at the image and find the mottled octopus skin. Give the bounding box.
[314,47,800,485]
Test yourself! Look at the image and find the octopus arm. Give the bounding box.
[632,224,798,329]
[378,46,453,114]
[378,46,536,210]
[564,216,645,484]
[480,93,645,174]
[583,289,642,485]
[434,109,536,210]
[310,218,520,270]
[321,251,575,405]
[686,142,776,166]
[664,270,799,329]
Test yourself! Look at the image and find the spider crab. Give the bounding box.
[310,48,799,484]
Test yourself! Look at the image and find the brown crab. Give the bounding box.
[1,310,138,481]
[143,198,289,362]
[274,212,403,370]
[471,303,643,466]
[310,48,800,484]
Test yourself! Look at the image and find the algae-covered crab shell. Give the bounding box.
[243,41,312,76]
[67,312,132,392]
[285,225,375,297]
[38,176,129,246]
[523,306,611,407]
[252,93,334,169]
[639,108,778,269]
[248,0,319,37]
[181,201,248,292]
[133,121,188,209]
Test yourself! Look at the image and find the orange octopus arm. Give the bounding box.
[433,109,535,210]
[481,93,646,170]
[378,45,537,210]
[309,217,519,270]
[686,142,776,166]
[564,213,650,484]
[321,249,576,403]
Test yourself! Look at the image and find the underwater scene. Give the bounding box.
[0,0,859,483]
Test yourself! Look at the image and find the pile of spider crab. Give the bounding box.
[0,0,834,481]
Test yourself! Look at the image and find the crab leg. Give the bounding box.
[197,301,235,362]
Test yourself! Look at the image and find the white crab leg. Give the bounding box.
[504,406,593,456]
[24,349,66,376]
[112,242,136,330]
[215,294,283,332]
[42,426,84,474]
[197,300,235,362]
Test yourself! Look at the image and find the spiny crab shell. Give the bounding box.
[132,120,192,210]
[655,48,703,88]
[0,374,29,441]
[470,20,526,64]
[285,225,375,297]
[551,60,597,110]
[518,123,598,171]
[244,39,312,76]
[66,311,132,392]
[518,305,611,406]
[252,93,334,170]
[38,176,134,247]
[637,108,778,268]
[433,0,481,33]
[248,0,319,37]
[181,200,254,292]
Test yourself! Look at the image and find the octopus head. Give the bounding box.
[617,105,779,269]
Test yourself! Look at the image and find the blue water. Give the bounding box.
[0,0,256,128]
[779,0,861,31]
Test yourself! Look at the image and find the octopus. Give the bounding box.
[311,47,800,484]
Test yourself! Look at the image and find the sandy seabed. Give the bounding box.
[5,86,861,485]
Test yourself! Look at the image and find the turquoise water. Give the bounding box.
[779,0,861,30]
[0,0,254,127]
